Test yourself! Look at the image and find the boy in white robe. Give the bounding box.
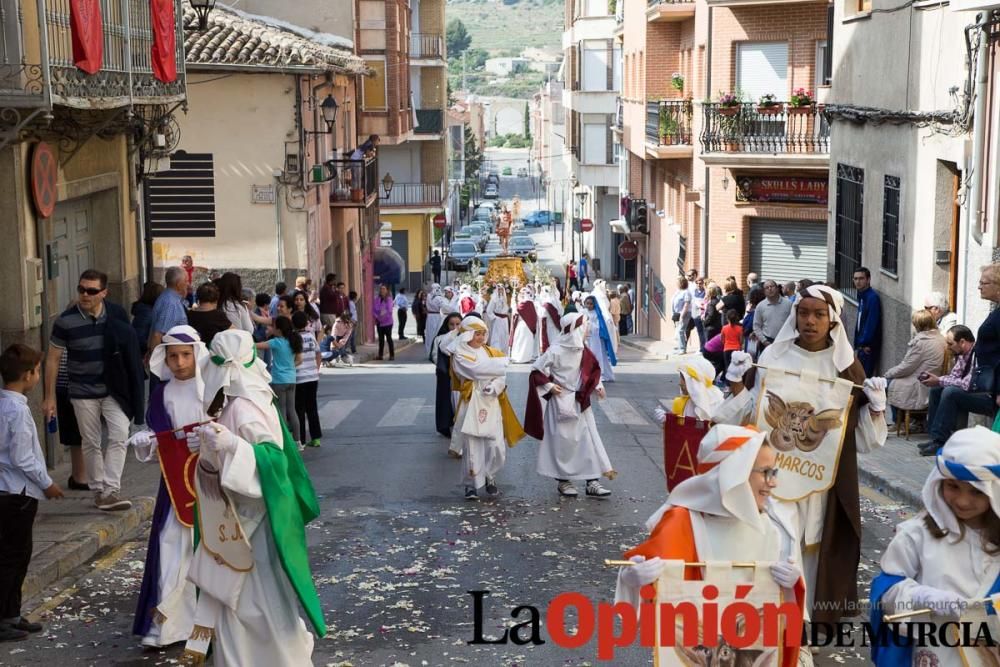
[510,287,541,363]
[484,285,511,353]
[127,325,208,647]
[583,295,617,382]
[423,284,447,358]
[718,284,888,624]
[182,330,324,666]
[449,316,525,499]
[525,313,614,497]
[538,285,564,353]
[870,426,1000,667]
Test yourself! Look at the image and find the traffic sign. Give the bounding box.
[580,218,594,232]
[433,213,447,229]
[618,240,638,261]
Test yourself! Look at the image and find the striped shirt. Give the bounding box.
[50,304,108,399]
[296,331,320,384]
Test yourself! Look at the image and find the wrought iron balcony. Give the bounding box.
[414,109,444,135]
[329,155,378,208]
[700,103,829,155]
[380,182,444,208]
[645,100,693,146]
[411,33,444,60]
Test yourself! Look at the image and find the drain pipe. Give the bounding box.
[962,13,990,322]
[701,6,713,277]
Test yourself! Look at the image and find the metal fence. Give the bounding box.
[411,33,443,59]
[645,100,693,146]
[380,182,443,207]
[700,103,829,154]
[415,109,443,135]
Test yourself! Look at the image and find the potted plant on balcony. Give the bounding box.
[788,88,814,113]
[659,113,679,145]
[717,92,742,117]
[757,93,781,115]
[671,72,685,93]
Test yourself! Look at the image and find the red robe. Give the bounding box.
[539,303,562,353]
[524,347,601,440]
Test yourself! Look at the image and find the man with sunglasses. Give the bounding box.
[42,270,144,512]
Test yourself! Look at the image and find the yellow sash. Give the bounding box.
[671,395,690,416]
[453,346,526,448]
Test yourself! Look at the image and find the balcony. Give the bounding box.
[645,100,694,159]
[329,155,378,209]
[413,109,444,138]
[699,103,830,167]
[707,0,816,6]
[380,182,445,209]
[411,33,444,61]
[646,0,696,22]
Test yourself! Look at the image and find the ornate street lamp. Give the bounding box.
[306,95,339,136]
[190,0,217,31]
[381,173,395,200]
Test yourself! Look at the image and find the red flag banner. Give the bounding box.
[150,0,177,82]
[663,415,710,491]
[155,423,200,527]
[71,0,103,74]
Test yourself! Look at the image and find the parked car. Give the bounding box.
[508,236,537,262]
[472,207,494,225]
[447,240,480,270]
[516,167,528,178]
[522,210,553,227]
[485,174,500,187]
[511,228,530,238]
[502,166,513,176]
[484,183,499,199]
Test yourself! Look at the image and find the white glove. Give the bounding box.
[621,555,665,589]
[863,377,888,413]
[725,351,754,382]
[182,430,200,453]
[654,406,668,424]
[127,430,154,449]
[769,558,802,589]
[195,423,238,456]
[911,585,966,620]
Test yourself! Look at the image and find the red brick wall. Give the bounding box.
[646,22,683,100]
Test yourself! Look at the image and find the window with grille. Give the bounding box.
[881,175,900,275]
[834,163,864,299]
[148,151,215,237]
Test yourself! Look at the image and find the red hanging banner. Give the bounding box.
[155,423,201,528]
[150,0,177,83]
[70,0,103,75]
[662,415,710,492]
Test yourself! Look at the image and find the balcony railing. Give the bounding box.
[700,103,829,154]
[414,109,443,135]
[380,182,444,207]
[645,100,694,146]
[329,155,378,208]
[647,0,695,6]
[411,33,444,59]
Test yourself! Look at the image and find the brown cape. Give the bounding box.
[524,347,601,440]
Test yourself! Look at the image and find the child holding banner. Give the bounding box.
[654,354,724,423]
[717,284,888,625]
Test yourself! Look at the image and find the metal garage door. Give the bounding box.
[749,218,827,285]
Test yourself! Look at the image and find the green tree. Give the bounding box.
[524,103,531,140]
[464,125,483,181]
[446,19,471,57]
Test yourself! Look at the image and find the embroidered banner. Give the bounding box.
[71,0,103,74]
[663,415,709,492]
[754,367,854,501]
[150,0,177,82]
[154,423,199,527]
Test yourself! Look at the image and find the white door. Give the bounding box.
[49,199,94,319]
[736,43,788,101]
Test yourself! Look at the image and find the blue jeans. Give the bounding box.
[927,385,995,443]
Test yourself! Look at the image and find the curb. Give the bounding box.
[22,496,155,603]
[857,460,924,509]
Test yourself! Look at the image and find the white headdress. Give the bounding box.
[201,329,275,414]
[459,284,473,298]
[922,426,1000,540]
[149,325,208,383]
[768,284,855,371]
[429,283,442,298]
[454,315,490,354]
[645,425,769,532]
[558,313,586,349]
[675,353,725,420]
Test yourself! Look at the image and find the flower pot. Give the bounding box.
[756,105,782,115]
[351,188,365,203]
[718,106,740,117]
[788,104,815,114]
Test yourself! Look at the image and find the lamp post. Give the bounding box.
[189,0,217,31]
[381,173,395,202]
[575,189,588,265]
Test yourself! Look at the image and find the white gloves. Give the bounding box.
[127,430,154,449]
[769,559,802,589]
[725,351,754,382]
[195,423,238,456]
[911,585,966,620]
[863,377,888,413]
[620,555,665,589]
[654,406,668,424]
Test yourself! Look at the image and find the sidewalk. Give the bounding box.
[23,337,417,606]
[619,334,933,508]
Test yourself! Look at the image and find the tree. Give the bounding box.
[446,19,471,57]
[524,103,531,140]
[464,125,483,184]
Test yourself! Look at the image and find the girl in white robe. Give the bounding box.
[583,296,616,382]
[423,284,447,357]
[527,313,614,497]
[654,353,725,424]
[484,285,511,353]
[449,315,525,499]
[510,286,541,363]
[590,279,618,354]
[871,426,1000,667]
[537,285,563,353]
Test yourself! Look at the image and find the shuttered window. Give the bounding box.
[362,59,387,110]
[749,219,828,285]
[835,164,865,298]
[736,43,788,102]
[148,151,215,238]
[881,175,901,275]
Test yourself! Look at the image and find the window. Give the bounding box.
[582,40,608,92]
[881,175,901,275]
[362,58,387,110]
[816,41,830,89]
[737,43,788,102]
[834,164,864,298]
[148,151,216,237]
[583,123,607,164]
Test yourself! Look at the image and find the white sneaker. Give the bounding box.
[346,355,354,367]
[557,481,578,497]
[585,480,611,497]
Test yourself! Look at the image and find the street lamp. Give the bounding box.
[305,95,339,136]
[381,172,395,201]
[189,0,216,31]
[575,189,589,264]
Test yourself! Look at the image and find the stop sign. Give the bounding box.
[580,218,594,232]
[433,214,446,229]
[618,240,638,261]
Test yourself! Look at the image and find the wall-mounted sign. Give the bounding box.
[251,184,275,204]
[735,175,828,205]
[31,142,58,218]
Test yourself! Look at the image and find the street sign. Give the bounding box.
[433,213,447,229]
[580,218,594,232]
[618,240,638,261]
[251,184,275,204]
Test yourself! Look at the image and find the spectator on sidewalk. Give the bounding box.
[321,313,355,367]
[348,290,359,353]
[373,284,395,361]
[566,261,579,291]
[671,277,692,355]
[216,273,254,334]
[292,311,322,449]
[579,253,590,288]
[688,276,706,349]
[185,282,234,347]
[741,287,766,359]
[413,289,428,342]
[292,290,323,339]
[394,288,410,341]
[430,250,442,284]
[268,281,288,318]
[618,285,633,336]
[0,344,63,642]
[148,267,189,360]
[42,269,143,512]
[923,291,959,334]
[56,353,88,491]
[746,272,760,292]
[853,267,883,376]
[721,309,743,371]
[719,277,747,320]
[131,281,163,359]
[783,281,798,303]
[884,309,947,423]
[703,285,724,348]
[255,316,302,450]
[318,274,339,329]
[752,280,791,352]
[179,255,205,307]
